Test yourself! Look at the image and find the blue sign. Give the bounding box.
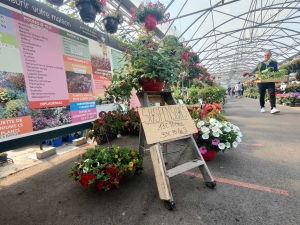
[70,101,96,111]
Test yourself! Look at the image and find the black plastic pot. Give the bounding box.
[103,17,119,34]
[76,2,97,23]
[46,0,64,6]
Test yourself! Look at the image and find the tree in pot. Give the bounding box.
[129,2,170,32]
[102,10,123,34]
[106,32,185,99]
[75,0,106,23]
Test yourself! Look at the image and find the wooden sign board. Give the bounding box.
[138,105,198,144]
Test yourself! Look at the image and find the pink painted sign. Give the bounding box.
[13,12,69,108]
[70,108,97,123]
[129,89,141,108]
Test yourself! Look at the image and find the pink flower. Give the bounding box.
[199,146,207,154]
[101,0,106,5]
[130,8,135,13]
[129,23,133,27]
[193,133,199,139]
[212,138,220,146]
[197,128,201,131]
[148,2,153,7]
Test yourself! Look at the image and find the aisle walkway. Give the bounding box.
[0,97,299,225]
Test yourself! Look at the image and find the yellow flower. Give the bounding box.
[129,162,134,167]
[118,158,121,162]
[131,151,135,156]
[115,154,118,158]
[128,167,133,171]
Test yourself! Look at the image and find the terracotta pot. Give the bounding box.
[103,17,119,34]
[46,0,64,6]
[144,14,157,32]
[76,2,97,23]
[201,150,216,161]
[139,77,165,91]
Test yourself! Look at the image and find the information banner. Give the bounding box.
[0,0,123,142]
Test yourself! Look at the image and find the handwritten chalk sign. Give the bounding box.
[138,105,198,144]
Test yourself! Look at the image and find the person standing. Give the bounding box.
[241,83,244,96]
[235,82,243,98]
[252,50,280,114]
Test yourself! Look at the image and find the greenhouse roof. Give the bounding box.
[52,0,300,85]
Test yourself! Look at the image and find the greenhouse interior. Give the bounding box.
[0,0,300,224]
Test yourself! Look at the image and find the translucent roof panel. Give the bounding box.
[45,0,300,84]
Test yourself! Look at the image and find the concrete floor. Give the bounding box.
[0,96,300,225]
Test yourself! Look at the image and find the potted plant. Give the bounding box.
[109,33,184,94]
[0,152,8,161]
[102,10,123,34]
[75,0,106,23]
[69,145,143,190]
[193,117,242,161]
[51,137,63,147]
[121,108,141,136]
[130,1,170,32]
[285,92,299,107]
[46,0,64,6]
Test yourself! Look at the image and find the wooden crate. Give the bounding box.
[256,76,289,83]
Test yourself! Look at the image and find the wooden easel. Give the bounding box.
[137,91,216,210]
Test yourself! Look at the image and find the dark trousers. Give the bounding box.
[257,82,276,108]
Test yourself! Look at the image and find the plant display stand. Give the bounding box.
[137,91,216,210]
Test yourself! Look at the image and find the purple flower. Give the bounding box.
[193,133,199,139]
[199,146,207,154]
[212,138,220,146]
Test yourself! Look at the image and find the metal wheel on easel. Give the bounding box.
[205,181,217,189]
[164,201,176,210]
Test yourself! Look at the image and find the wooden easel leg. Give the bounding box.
[138,124,145,158]
[149,144,173,202]
[188,137,215,186]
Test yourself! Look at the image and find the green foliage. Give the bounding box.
[187,85,200,105]
[199,85,226,104]
[103,9,124,23]
[256,63,289,80]
[5,99,26,118]
[280,58,300,73]
[285,83,300,93]
[111,32,185,90]
[0,87,9,102]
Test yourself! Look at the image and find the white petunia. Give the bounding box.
[212,126,219,132]
[213,132,220,137]
[234,125,240,131]
[216,122,223,128]
[218,143,226,150]
[197,121,205,127]
[209,118,217,124]
[238,132,243,137]
[201,127,210,133]
[202,133,209,139]
[232,141,238,148]
[83,167,89,173]
[224,126,231,132]
[236,136,242,143]
[226,142,231,148]
[84,159,90,163]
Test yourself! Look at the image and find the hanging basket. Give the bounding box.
[181,52,189,61]
[46,0,64,6]
[144,13,157,32]
[139,77,164,91]
[76,2,97,23]
[103,17,119,34]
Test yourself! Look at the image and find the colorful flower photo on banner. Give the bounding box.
[0,71,31,119]
[89,40,112,74]
[31,107,72,131]
[66,72,93,93]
